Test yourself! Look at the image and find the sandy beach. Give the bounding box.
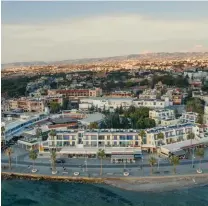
[104,174,208,192]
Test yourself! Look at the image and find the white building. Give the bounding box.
[149,109,175,120]
[79,97,173,111]
[39,129,142,159]
[145,123,195,147]
[181,112,198,123]
[204,105,208,124]
[134,98,173,109]
[139,89,157,100]
[79,97,134,111]
[2,113,48,141]
[160,119,181,126]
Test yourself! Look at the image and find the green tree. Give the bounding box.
[119,105,124,114]
[62,98,69,110]
[5,147,13,170]
[89,122,99,129]
[97,149,106,176]
[187,132,195,145]
[149,156,157,174]
[157,132,164,146]
[1,126,5,145]
[139,130,146,151]
[49,129,57,147]
[169,155,180,174]
[36,127,42,140]
[186,98,204,114]
[121,117,130,129]
[89,104,95,112]
[29,149,38,171]
[50,149,57,174]
[197,114,204,124]
[50,102,61,113]
[196,148,204,170]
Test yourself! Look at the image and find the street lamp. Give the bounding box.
[192,147,195,168]
[157,158,160,171]
[85,150,88,172]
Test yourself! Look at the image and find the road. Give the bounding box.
[2,158,208,168]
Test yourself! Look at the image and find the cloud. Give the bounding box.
[2,14,208,63]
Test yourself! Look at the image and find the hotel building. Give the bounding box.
[47,88,102,98]
[39,129,143,159]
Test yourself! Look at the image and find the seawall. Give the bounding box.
[2,172,208,192]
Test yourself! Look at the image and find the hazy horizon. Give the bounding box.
[2,1,208,64]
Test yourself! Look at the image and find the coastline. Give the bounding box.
[2,172,208,192]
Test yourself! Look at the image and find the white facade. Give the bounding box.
[160,119,181,126]
[145,123,195,147]
[134,98,173,109]
[204,105,208,124]
[79,97,172,111]
[181,112,198,123]
[149,109,175,120]
[39,129,142,157]
[79,97,134,111]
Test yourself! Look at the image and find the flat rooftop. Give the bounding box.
[79,113,104,124]
[161,138,208,152]
[3,112,47,131]
[146,123,194,134]
[60,147,141,154]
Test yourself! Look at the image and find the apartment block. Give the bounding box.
[47,88,102,98]
[8,98,45,112]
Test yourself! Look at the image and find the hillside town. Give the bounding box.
[1,54,208,177]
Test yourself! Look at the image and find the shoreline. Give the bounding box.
[2,172,208,192]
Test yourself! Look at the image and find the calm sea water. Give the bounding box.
[2,179,208,206]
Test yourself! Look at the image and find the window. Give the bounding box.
[120,135,126,140]
[98,136,105,140]
[63,135,69,140]
[127,135,133,140]
[63,142,70,146]
[91,135,97,140]
[107,135,110,140]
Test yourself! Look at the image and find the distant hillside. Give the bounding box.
[2,52,208,69]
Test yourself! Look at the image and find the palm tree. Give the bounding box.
[187,132,195,166]
[157,132,164,146]
[139,130,146,151]
[169,155,180,174]
[49,129,56,140]
[29,149,38,171]
[1,126,5,145]
[97,149,106,176]
[187,132,195,145]
[49,129,57,148]
[5,147,13,170]
[50,149,57,174]
[196,148,204,170]
[36,127,42,140]
[148,156,157,175]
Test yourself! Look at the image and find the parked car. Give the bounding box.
[55,159,65,164]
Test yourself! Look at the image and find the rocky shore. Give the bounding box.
[2,172,208,192]
[1,172,104,184]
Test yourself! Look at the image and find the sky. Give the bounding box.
[2,1,208,64]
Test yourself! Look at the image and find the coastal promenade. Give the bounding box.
[2,147,208,192]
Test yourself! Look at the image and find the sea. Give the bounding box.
[1,179,208,206]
